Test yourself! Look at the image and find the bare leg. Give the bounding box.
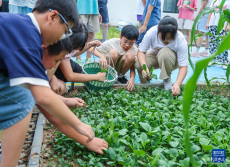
[186,29,191,45]
[36,105,108,154]
[106,49,119,68]
[196,31,204,47]
[120,52,135,75]
[86,32,95,59]
[102,23,109,41]
[0,111,32,167]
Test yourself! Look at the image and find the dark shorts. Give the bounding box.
[0,1,9,12]
[55,59,83,83]
[98,0,109,24]
[137,15,143,21]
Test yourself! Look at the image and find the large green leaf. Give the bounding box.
[133,150,146,156]
[169,141,179,148]
[182,24,230,167]
[139,122,152,132]
[199,138,210,146]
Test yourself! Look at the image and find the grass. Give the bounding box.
[95,26,121,40]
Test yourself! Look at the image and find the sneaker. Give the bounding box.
[76,59,82,66]
[163,77,172,90]
[222,63,228,70]
[86,58,92,63]
[190,51,200,58]
[200,51,209,57]
[117,76,128,84]
[208,61,214,67]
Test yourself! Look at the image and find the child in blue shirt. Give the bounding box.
[0,0,94,166]
[136,0,161,46]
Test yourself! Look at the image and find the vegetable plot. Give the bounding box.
[51,87,230,167]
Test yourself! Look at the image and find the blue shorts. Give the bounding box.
[98,0,109,24]
[0,73,35,129]
[197,13,209,33]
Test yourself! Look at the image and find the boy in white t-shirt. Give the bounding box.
[135,16,188,96]
[90,25,139,91]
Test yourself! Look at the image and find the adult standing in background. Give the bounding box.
[8,0,36,14]
[76,0,101,65]
[135,0,161,46]
[0,0,9,12]
[135,0,145,29]
[98,0,109,42]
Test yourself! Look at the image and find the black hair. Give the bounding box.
[32,0,79,27]
[70,23,89,51]
[157,16,178,41]
[47,38,72,56]
[121,25,139,41]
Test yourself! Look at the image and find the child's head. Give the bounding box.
[158,16,178,45]
[70,23,89,51]
[32,0,79,46]
[42,38,72,69]
[120,25,139,51]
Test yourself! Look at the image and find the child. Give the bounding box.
[206,0,230,69]
[52,24,106,95]
[9,0,35,14]
[39,39,108,155]
[76,0,101,65]
[177,0,198,45]
[90,25,139,91]
[0,0,94,166]
[136,0,161,46]
[135,16,188,96]
[135,0,145,29]
[190,0,212,57]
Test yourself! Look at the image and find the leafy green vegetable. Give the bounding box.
[100,69,106,73]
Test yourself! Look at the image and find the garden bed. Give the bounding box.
[39,85,230,167]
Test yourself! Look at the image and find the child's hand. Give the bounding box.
[142,68,150,79]
[172,84,181,96]
[84,137,108,155]
[139,25,147,33]
[184,5,191,9]
[75,122,95,143]
[50,77,62,94]
[178,5,183,10]
[126,77,135,91]
[96,72,106,82]
[99,56,108,69]
[87,40,101,48]
[64,97,84,108]
[205,23,209,29]
[99,14,102,23]
[192,17,196,21]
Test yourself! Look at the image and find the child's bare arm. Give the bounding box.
[184,4,197,11]
[88,47,108,69]
[29,85,94,142]
[72,40,101,57]
[59,60,106,82]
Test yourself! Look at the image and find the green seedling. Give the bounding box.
[100,69,106,73]
[142,64,157,83]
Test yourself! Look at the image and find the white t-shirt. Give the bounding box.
[135,0,144,15]
[139,25,188,66]
[96,38,138,59]
[209,0,230,27]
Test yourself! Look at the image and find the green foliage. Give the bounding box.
[50,87,230,166]
[95,27,120,40]
[184,0,230,165]
[100,69,106,73]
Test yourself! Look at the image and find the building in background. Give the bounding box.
[107,0,201,26]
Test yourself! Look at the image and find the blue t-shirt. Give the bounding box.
[76,0,99,15]
[142,0,161,26]
[0,13,49,88]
